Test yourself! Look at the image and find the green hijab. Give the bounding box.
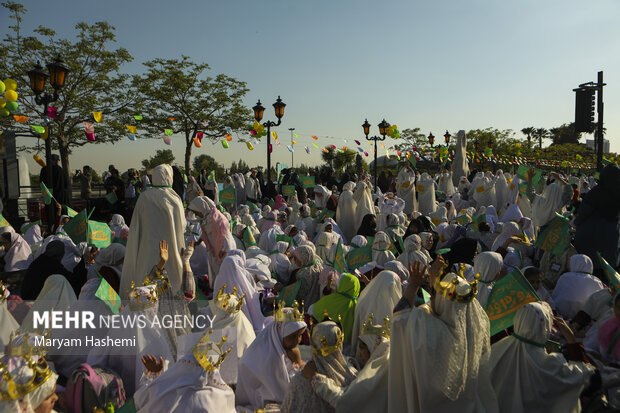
[311,273,360,344]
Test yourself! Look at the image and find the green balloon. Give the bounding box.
[0,108,9,117]
[5,101,18,113]
[0,81,5,94]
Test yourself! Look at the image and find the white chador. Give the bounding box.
[416,173,436,216]
[490,302,594,413]
[451,130,469,186]
[353,181,375,233]
[336,182,358,242]
[0,284,19,353]
[396,166,417,215]
[121,164,186,299]
[389,272,499,413]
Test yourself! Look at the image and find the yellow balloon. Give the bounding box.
[4,90,18,102]
[0,99,5,109]
[3,79,17,91]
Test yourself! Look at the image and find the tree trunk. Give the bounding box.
[58,137,72,207]
[184,138,192,176]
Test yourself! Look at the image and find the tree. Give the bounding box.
[0,2,135,195]
[228,159,249,175]
[132,56,252,174]
[548,123,581,145]
[141,149,175,171]
[532,128,549,149]
[321,146,336,168]
[521,127,535,147]
[192,154,225,178]
[396,128,427,150]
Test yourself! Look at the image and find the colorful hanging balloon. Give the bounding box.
[163,135,172,145]
[3,79,17,91]
[164,129,173,136]
[30,125,45,134]
[193,137,202,147]
[294,133,300,138]
[272,131,278,140]
[84,121,94,134]
[354,140,361,145]
[47,107,57,119]
[287,145,294,153]
[13,115,27,123]
[127,133,137,141]
[330,144,336,149]
[4,90,17,102]
[133,115,143,120]
[312,143,319,149]
[268,143,273,153]
[225,126,232,134]
[312,135,319,140]
[6,101,18,113]
[93,112,103,122]
[0,81,4,93]
[225,134,232,142]
[250,129,257,136]
[196,131,204,142]
[33,154,46,167]
[305,146,310,154]
[246,141,254,150]
[85,132,95,141]
[126,125,137,134]
[322,147,329,153]
[222,140,229,149]
[363,151,368,157]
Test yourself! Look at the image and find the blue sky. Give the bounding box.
[3,0,620,175]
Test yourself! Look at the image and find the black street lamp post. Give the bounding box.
[27,57,70,232]
[253,97,286,184]
[362,118,389,189]
[427,132,435,148]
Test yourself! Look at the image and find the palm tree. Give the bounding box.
[321,146,336,169]
[521,127,535,148]
[533,128,549,148]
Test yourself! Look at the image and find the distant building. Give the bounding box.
[586,139,610,153]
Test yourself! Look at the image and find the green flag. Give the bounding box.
[243,227,257,247]
[246,201,258,213]
[219,187,236,204]
[534,213,569,256]
[472,214,486,231]
[87,221,112,248]
[317,208,335,222]
[282,185,296,197]
[300,175,316,189]
[395,234,405,253]
[208,170,215,182]
[95,273,121,315]
[20,220,41,234]
[309,201,318,218]
[407,155,417,169]
[66,206,78,218]
[0,215,10,229]
[40,182,53,205]
[484,269,539,336]
[105,191,118,205]
[277,280,301,307]
[346,245,372,270]
[275,234,295,247]
[598,251,620,292]
[63,209,89,244]
[333,240,346,274]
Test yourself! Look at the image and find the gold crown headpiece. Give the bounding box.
[360,313,390,339]
[6,331,49,357]
[311,324,344,357]
[0,281,8,303]
[192,329,232,372]
[0,356,53,401]
[273,300,305,323]
[128,282,158,311]
[145,271,170,296]
[215,285,245,314]
[433,265,478,303]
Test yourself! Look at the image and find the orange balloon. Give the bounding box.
[193,137,202,148]
[312,135,319,140]
[13,115,28,123]
[225,134,232,142]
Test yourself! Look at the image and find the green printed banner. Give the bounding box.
[66,206,78,218]
[346,245,372,271]
[243,227,257,247]
[282,185,296,197]
[105,191,118,205]
[300,175,316,189]
[95,273,121,315]
[40,182,53,205]
[277,280,301,307]
[219,187,236,204]
[0,214,11,229]
[533,213,569,256]
[472,214,486,231]
[63,209,89,244]
[317,208,335,222]
[88,221,112,248]
[63,209,111,248]
[484,269,539,336]
[598,252,620,293]
[333,240,346,274]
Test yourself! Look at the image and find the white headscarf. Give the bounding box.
[350,271,401,356]
[87,243,125,280]
[21,274,77,332]
[531,182,565,229]
[417,173,437,216]
[371,232,395,266]
[21,223,43,245]
[490,302,594,413]
[2,232,32,272]
[552,254,605,320]
[336,182,358,242]
[108,213,128,238]
[396,166,417,215]
[473,251,503,307]
[314,185,332,209]
[353,182,375,233]
[398,234,429,270]
[235,315,306,411]
[490,221,521,252]
[0,286,19,353]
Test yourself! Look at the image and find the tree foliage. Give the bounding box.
[0,1,135,188]
[141,149,175,171]
[132,56,252,174]
[321,146,357,172]
[396,127,427,150]
[548,123,581,145]
[192,154,225,178]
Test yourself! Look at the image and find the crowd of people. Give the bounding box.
[0,150,619,412]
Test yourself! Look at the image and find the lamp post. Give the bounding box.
[289,127,295,168]
[427,132,435,148]
[27,57,70,233]
[444,130,451,146]
[362,118,389,189]
[253,96,286,184]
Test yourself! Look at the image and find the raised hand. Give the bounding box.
[141,354,164,374]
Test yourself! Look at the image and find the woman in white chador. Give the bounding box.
[235,306,307,411]
[0,282,19,353]
[350,270,401,357]
[197,286,256,385]
[371,232,396,267]
[1,231,32,272]
[21,274,77,332]
[353,181,375,233]
[281,321,357,413]
[396,165,417,215]
[552,254,605,320]
[134,330,236,413]
[389,265,498,413]
[490,302,594,413]
[473,251,503,307]
[87,283,173,397]
[309,316,391,413]
[213,252,266,333]
[437,171,455,197]
[398,234,430,269]
[416,173,436,216]
[336,181,357,242]
[121,164,186,299]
